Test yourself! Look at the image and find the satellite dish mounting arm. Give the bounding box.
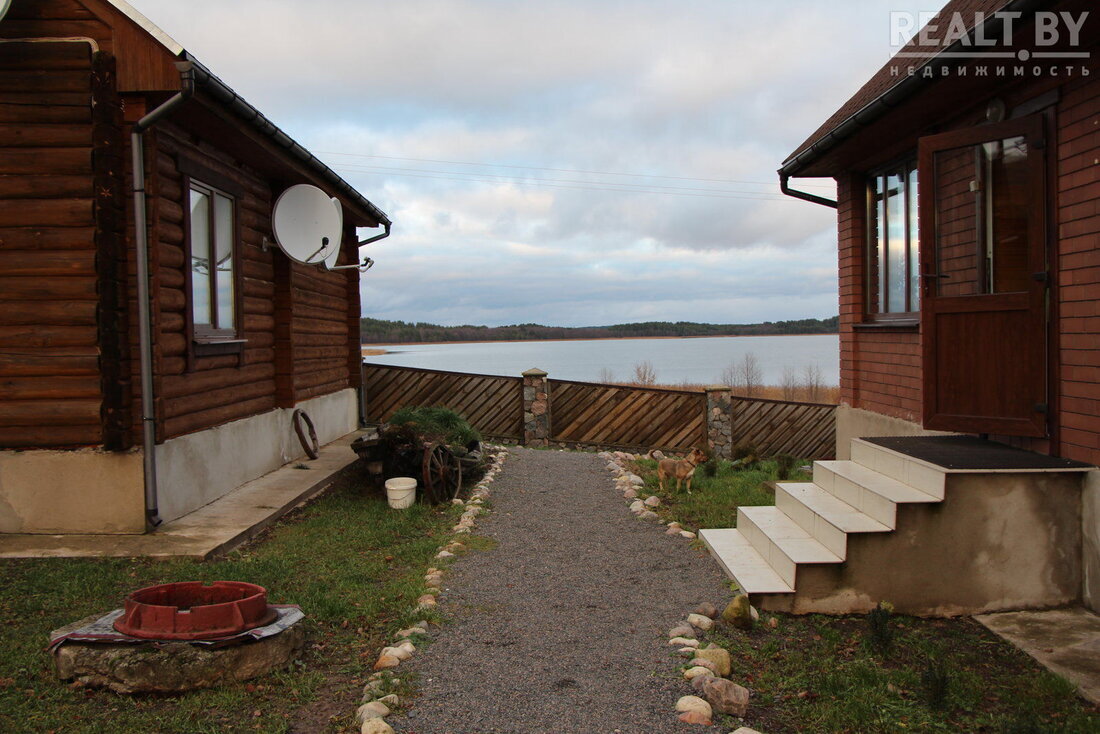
[329,221,391,272]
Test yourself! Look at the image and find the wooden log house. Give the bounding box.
[702,0,1100,616]
[0,0,389,533]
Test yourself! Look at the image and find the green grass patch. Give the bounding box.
[0,464,463,734]
[702,613,1100,733]
[630,456,810,530]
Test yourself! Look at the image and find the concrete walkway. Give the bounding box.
[0,432,362,560]
[977,607,1100,706]
[393,447,731,734]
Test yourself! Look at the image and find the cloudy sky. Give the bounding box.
[137,0,934,327]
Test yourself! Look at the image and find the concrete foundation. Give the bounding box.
[836,406,1100,615]
[0,449,145,534]
[0,389,358,534]
[157,389,357,523]
[1084,470,1100,613]
[757,471,1083,617]
[834,405,950,460]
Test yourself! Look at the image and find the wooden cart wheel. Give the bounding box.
[422,442,462,504]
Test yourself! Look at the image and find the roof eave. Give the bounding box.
[183,55,390,228]
[103,1,389,227]
[780,0,1049,178]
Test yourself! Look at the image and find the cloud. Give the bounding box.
[133,0,925,327]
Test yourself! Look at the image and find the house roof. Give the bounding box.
[780,0,1033,177]
[105,0,391,228]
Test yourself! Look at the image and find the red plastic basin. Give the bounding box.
[113,581,277,640]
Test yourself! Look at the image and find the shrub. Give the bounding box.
[385,406,481,448]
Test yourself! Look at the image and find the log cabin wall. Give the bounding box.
[0,1,115,449]
[289,238,358,405]
[141,121,360,442]
[145,121,280,441]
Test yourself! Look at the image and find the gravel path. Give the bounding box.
[393,447,731,734]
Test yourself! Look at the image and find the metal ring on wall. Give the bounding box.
[292,409,319,460]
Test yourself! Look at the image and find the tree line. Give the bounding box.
[360,316,839,344]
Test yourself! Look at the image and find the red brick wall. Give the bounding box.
[838,69,1100,459]
[1055,71,1100,466]
[836,175,924,422]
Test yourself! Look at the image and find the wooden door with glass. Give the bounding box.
[918,115,1048,437]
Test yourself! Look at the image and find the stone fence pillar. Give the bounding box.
[522,368,551,446]
[705,385,733,460]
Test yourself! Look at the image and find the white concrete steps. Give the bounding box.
[850,438,947,499]
[775,481,890,558]
[699,440,949,602]
[698,528,793,594]
[738,505,841,586]
[814,460,940,528]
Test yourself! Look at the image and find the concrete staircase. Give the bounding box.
[700,438,1087,617]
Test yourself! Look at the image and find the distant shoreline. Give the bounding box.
[362,332,833,351]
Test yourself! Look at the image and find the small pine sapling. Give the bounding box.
[865,600,895,656]
[920,656,950,710]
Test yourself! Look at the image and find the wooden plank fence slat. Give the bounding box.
[729,397,835,459]
[363,363,522,439]
[549,379,707,451]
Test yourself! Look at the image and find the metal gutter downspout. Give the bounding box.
[354,223,391,427]
[780,174,837,208]
[130,60,195,530]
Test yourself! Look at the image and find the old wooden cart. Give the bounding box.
[351,428,481,504]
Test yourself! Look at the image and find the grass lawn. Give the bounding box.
[0,463,464,734]
[629,454,811,531]
[628,455,1100,733]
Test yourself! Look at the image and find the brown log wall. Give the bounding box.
[149,122,280,440]
[290,254,356,403]
[0,23,103,448]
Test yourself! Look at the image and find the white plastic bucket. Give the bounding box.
[385,477,417,509]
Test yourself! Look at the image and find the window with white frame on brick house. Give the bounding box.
[867,160,919,320]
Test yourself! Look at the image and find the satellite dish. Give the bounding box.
[271,184,343,266]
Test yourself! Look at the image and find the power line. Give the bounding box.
[319,150,836,190]
[331,164,797,201]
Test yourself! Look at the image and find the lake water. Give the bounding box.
[363,334,839,385]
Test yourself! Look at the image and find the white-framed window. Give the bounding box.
[187,179,237,340]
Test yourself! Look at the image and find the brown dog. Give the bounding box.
[657,447,708,494]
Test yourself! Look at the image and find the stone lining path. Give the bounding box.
[392,447,731,733]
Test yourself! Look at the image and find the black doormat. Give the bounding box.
[863,435,1094,471]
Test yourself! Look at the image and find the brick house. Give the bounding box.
[703,0,1100,615]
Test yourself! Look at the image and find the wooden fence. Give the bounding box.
[362,363,836,459]
[730,397,836,459]
[362,364,522,440]
[549,379,705,451]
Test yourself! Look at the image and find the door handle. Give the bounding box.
[922,272,950,279]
